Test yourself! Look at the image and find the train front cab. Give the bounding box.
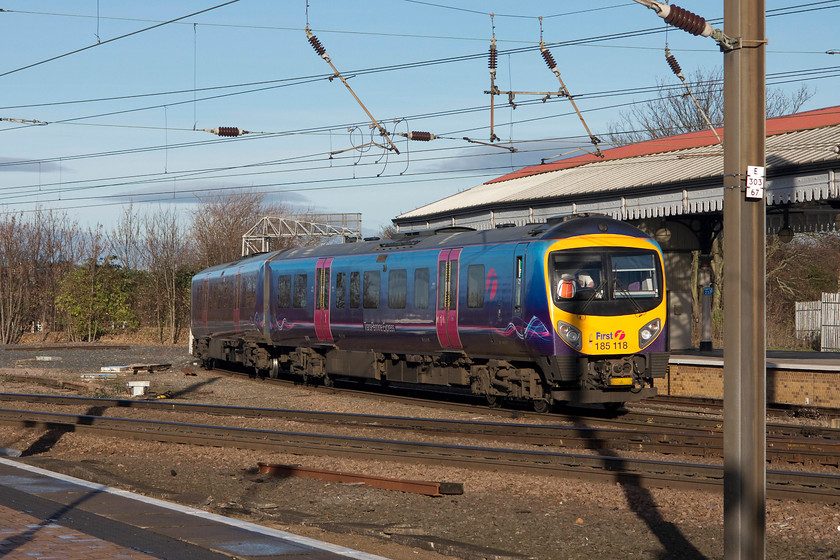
[544,236,669,404]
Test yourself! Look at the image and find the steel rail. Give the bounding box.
[1,393,838,466]
[207,369,835,439]
[635,394,840,423]
[4,391,835,438]
[0,407,836,503]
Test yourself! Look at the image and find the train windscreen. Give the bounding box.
[551,248,663,316]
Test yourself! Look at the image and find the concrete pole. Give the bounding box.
[722,0,766,558]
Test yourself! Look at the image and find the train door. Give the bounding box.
[315,258,334,342]
[513,243,528,316]
[436,248,462,349]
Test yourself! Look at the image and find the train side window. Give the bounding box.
[277,275,291,308]
[293,273,307,308]
[194,283,206,320]
[335,272,346,309]
[222,279,233,311]
[363,270,380,309]
[514,256,523,313]
[242,275,256,309]
[209,282,220,320]
[414,268,429,309]
[467,264,485,308]
[350,271,360,308]
[388,269,407,309]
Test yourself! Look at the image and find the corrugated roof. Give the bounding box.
[395,106,840,227]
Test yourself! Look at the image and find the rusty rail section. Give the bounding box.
[0,407,837,503]
[256,462,463,496]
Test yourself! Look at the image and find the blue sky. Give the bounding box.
[1,1,837,236]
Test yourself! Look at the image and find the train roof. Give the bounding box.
[265,214,653,261]
[195,215,656,276]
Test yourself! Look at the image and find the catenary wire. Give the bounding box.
[0,1,240,79]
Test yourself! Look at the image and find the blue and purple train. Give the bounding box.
[190,214,669,411]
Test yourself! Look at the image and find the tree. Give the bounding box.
[0,214,38,344]
[55,255,137,342]
[55,226,137,342]
[378,224,397,239]
[190,190,270,269]
[32,211,81,335]
[188,190,301,270]
[0,210,79,344]
[765,233,840,348]
[606,67,813,145]
[110,204,143,271]
[140,207,192,344]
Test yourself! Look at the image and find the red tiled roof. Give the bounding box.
[487,105,840,184]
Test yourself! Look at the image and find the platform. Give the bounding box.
[671,348,840,372]
[0,457,387,560]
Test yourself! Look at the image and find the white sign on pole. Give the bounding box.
[745,165,765,199]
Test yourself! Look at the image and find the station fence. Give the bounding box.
[795,293,840,351]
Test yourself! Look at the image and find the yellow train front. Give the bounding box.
[538,216,668,407]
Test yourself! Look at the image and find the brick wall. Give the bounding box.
[656,364,840,407]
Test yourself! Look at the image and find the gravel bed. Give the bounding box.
[0,344,838,560]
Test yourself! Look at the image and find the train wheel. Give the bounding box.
[532,399,552,414]
[268,358,279,379]
[323,374,333,388]
[485,395,501,409]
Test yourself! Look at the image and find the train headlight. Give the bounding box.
[556,321,582,351]
[638,318,661,349]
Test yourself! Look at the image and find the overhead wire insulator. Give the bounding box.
[633,0,734,50]
[540,47,557,72]
[406,131,436,142]
[204,127,247,137]
[488,43,498,72]
[665,48,684,81]
[305,26,328,59]
[636,1,713,37]
[540,42,563,84]
[662,5,712,37]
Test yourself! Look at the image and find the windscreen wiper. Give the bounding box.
[613,278,645,315]
[579,279,606,315]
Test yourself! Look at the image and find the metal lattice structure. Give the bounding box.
[242,213,362,256]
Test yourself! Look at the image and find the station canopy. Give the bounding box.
[394,106,840,235]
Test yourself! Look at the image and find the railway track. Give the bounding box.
[0,395,837,503]
[207,366,837,441]
[635,394,840,423]
[1,392,838,462]
[0,407,836,503]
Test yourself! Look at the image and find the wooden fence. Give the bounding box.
[795,293,840,351]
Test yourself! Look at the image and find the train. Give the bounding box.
[189,214,669,411]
